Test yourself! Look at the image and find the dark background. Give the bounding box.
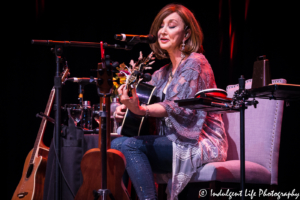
[9,0,300,199]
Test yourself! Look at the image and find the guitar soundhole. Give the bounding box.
[26,164,34,178]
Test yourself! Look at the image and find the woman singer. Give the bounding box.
[112,4,228,200]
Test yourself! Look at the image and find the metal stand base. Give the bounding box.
[93,189,115,200]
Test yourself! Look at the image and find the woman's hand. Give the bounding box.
[118,84,145,116]
[114,104,127,123]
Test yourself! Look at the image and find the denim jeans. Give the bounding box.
[111,135,172,200]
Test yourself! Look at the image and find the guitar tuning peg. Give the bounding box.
[129,60,135,67]
[149,61,155,65]
[147,51,153,58]
[138,51,143,60]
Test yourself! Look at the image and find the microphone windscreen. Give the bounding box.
[114,34,125,41]
[147,35,157,43]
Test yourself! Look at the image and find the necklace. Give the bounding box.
[169,56,185,80]
[164,56,185,94]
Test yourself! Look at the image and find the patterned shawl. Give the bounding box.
[147,52,228,200]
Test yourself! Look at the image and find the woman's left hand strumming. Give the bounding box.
[118,84,145,116]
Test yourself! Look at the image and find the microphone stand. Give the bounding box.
[32,40,133,50]
[54,45,63,200]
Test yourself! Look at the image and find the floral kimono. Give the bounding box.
[147,52,228,200]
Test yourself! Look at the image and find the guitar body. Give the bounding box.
[121,82,157,137]
[75,48,131,200]
[12,148,48,200]
[74,148,130,200]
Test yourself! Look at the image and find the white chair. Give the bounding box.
[157,79,286,200]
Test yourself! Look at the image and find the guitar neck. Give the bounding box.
[29,88,55,164]
[29,67,69,164]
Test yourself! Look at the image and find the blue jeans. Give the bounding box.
[111,135,172,200]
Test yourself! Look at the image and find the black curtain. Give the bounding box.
[9,0,299,199]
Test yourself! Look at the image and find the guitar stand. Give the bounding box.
[93,45,114,200]
[93,189,116,200]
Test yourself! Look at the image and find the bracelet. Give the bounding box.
[141,104,150,117]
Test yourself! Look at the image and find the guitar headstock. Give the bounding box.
[125,51,155,89]
[61,64,70,83]
[91,42,119,97]
[96,55,114,96]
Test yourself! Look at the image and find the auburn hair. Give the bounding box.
[149,4,204,59]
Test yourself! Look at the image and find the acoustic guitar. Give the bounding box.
[120,52,157,137]
[74,42,130,200]
[12,67,70,200]
[120,82,157,137]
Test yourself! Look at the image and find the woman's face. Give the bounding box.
[157,12,186,53]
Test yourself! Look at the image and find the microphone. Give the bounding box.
[114,34,157,44]
[65,77,96,84]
